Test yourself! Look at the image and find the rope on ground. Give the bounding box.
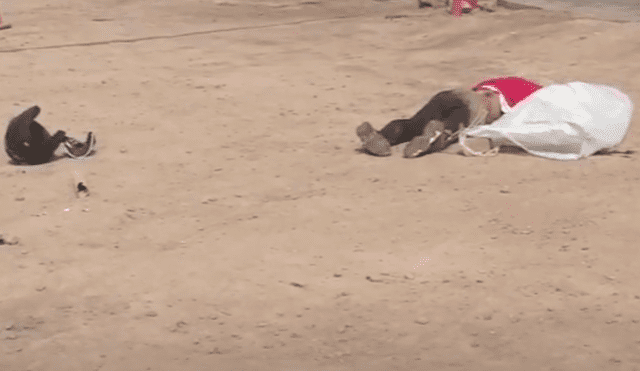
[457,107,500,157]
[0,13,370,53]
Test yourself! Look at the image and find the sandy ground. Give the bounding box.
[1,0,639,370]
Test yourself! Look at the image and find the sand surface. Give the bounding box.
[1,1,639,370]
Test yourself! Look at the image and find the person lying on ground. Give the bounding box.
[4,105,95,165]
[356,76,543,158]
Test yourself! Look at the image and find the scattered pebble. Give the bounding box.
[337,325,350,334]
[0,234,19,246]
[201,196,218,204]
[145,311,158,317]
[415,318,429,325]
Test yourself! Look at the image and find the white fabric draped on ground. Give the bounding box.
[460,82,634,160]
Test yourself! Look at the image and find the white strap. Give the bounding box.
[457,108,500,157]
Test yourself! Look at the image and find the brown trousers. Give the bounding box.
[378,89,489,147]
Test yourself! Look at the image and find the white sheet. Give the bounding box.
[461,82,634,160]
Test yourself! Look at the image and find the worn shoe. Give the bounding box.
[63,132,96,159]
[403,120,447,158]
[357,122,391,157]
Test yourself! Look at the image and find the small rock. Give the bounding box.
[415,318,429,325]
[337,325,350,334]
[0,234,19,246]
[14,197,25,201]
[145,311,158,317]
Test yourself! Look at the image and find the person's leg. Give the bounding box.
[27,121,66,164]
[356,89,485,157]
[378,118,424,146]
[403,89,489,158]
[5,106,40,164]
[356,89,460,154]
[356,116,426,157]
[376,89,467,146]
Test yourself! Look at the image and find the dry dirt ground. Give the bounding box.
[1,0,639,370]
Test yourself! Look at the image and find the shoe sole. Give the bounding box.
[356,122,375,142]
[357,122,391,156]
[404,134,440,158]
